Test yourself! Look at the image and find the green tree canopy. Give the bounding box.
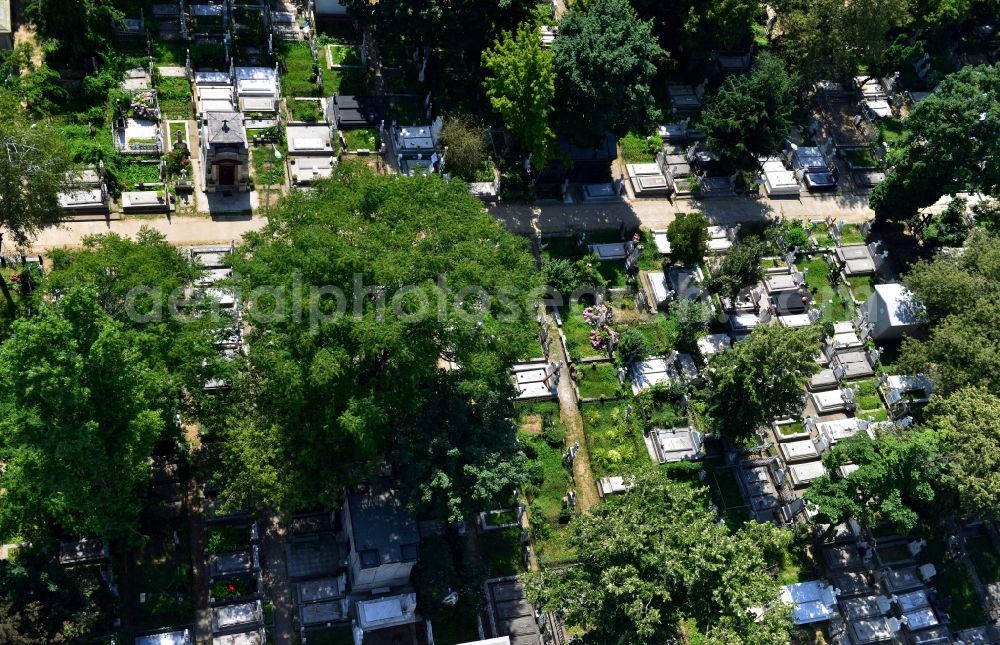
[528,468,793,642]
[482,23,557,168]
[667,212,709,266]
[552,0,664,143]
[708,238,766,301]
[438,117,489,183]
[869,65,1000,221]
[0,288,177,545]
[698,323,822,440]
[214,163,542,515]
[0,92,71,319]
[898,231,1000,393]
[699,53,799,172]
[926,388,1000,522]
[770,0,908,88]
[805,428,943,533]
[24,0,121,62]
[44,229,229,406]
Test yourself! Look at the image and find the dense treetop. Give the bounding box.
[214,164,542,515]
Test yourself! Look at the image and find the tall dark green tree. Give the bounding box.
[528,468,794,642]
[898,231,1000,393]
[708,238,767,301]
[45,229,229,407]
[698,323,822,440]
[0,92,71,320]
[552,0,664,143]
[0,288,178,544]
[926,388,1000,523]
[699,53,798,172]
[869,65,1000,221]
[805,428,944,532]
[215,163,542,514]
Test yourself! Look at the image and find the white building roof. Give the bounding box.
[779,581,837,624]
[872,283,921,327]
[136,630,194,645]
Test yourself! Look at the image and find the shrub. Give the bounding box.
[439,117,488,182]
[540,413,566,448]
[615,328,649,368]
[667,212,709,265]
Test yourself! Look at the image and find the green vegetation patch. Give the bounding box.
[279,42,322,97]
[157,77,193,119]
[575,361,621,399]
[619,131,659,163]
[581,401,647,477]
[343,128,379,151]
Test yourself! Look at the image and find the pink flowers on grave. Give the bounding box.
[130,91,160,120]
[582,304,612,327]
[583,304,616,350]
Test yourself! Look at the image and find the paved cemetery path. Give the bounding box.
[20,193,873,252]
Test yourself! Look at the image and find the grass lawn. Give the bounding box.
[851,378,888,421]
[152,41,188,65]
[847,275,875,303]
[762,257,789,270]
[801,256,853,322]
[574,361,621,399]
[479,528,524,577]
[279,41,321,97]
[541,230,625,262]
[811,222,837,249]
[252,146,286,187]
[287,98,325,122]
[619,131,657,163]
[843,148,878,168]
[878,118,907,145]
[629,314,679,356]
[560,302,605,360]
[966,534,1000,584]
[343,128,379,151]
[581,401,647,478]
[119,161,162,190]
[779,421,805,436]
[838,223,866,245]
[329,44,362,66]
[157,77,193,119]
[517,403,576,563]
[327,68,368,95]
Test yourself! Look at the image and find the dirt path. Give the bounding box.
[546,314,600,513]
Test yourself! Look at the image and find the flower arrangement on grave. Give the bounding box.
[130,91,160,120]
[583,304,617,350]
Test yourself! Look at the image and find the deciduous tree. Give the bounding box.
[214,163,542,515]
[869,65,1000,221]
[666,212,709,266]
[700,53,798,172]
[482,23,556,168]
[0,288,177,544]
[708,238,767,301]
[552,0,664,143]
[926,388,1000,522]
[805,428,943,532]
[0,92,71,319]
[698,323,822,440]
[527,468,793,642]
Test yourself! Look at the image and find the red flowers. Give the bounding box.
[227,584,235,593]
